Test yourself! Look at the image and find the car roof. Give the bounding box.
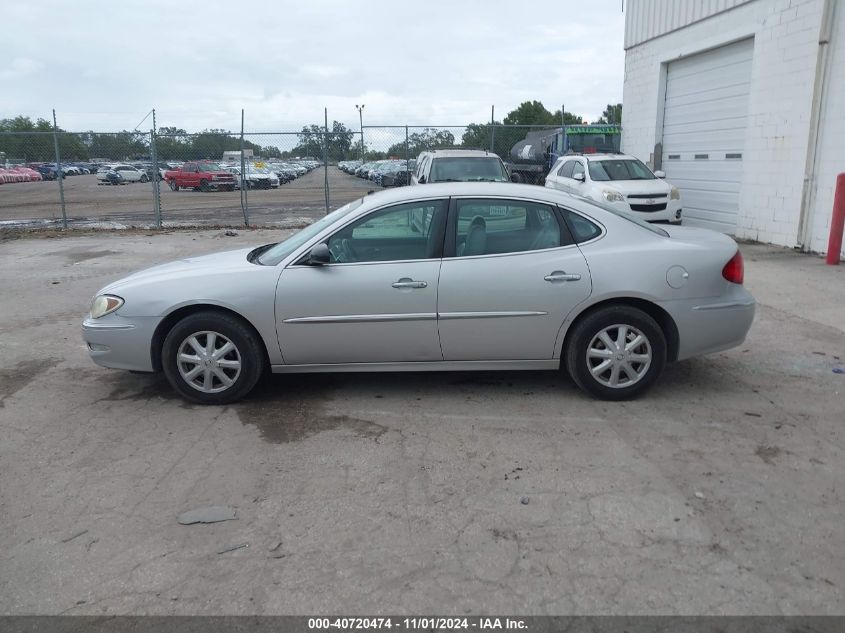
[352,181,586,211]
[423,149,500,158]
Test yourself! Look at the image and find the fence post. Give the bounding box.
[240,109,249,227]
[51,109,67,229]
[324,107,330,214]
[405,125,409,176]
[150,109,162,229]
[490,105,495,153]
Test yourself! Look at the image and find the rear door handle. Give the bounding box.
[544,271,581,282]
[392,278,428,289]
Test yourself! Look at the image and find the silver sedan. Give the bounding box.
[82,183,755,404]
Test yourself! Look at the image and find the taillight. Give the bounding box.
[722,250,744,284]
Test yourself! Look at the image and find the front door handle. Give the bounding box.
[392,278,428,289]
[544,271,581,282]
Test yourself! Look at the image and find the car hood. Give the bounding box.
[601,179,671,194]
[101,247,257,293]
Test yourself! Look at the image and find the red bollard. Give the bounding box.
[827,172,845,265]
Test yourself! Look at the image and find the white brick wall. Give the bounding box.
[807,2,845,256]
[623,0,843,255]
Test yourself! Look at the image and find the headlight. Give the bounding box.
[602,189,625,202]
[90,294,124,319]
[670,186,681,200]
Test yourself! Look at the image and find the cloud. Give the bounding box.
[0,57,44,81]
[0,0,624,132]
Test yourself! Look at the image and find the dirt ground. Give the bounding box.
[0,230,843,615]
[0,168,375,228]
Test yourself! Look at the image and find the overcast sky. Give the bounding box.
[2,0,625,134]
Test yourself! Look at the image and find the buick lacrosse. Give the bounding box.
[83,183,754,404]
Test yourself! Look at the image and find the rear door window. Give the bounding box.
[452,199,570,256]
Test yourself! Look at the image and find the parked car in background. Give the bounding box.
[545,153,682,224]
[0,166,43,183]
[96,164,148,184]
[412,149,509,185]
[266,163,298,184]
[31,164,61,180]
[223,165,280,189]
[338,160,362,174]
[164,162,237,192]
[82,181,754,405]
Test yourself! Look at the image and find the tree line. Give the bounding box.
[1,102,620,163]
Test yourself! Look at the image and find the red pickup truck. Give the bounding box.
[164,162,236,192]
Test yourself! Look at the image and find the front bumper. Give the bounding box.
[605,198,682,223]
[82,314,162,372]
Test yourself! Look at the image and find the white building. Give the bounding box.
[622,0,844,256]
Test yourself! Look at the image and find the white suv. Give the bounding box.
[544,153,682,224]
[412,149,509,185]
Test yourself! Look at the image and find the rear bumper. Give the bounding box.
[664,287,756,360]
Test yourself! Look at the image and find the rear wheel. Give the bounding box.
[162,311,266,405]
[140,174,149,183]
[565,305,666,400]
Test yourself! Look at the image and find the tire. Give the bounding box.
[225,185,235,192]
[565,305,666,401]
[162,311,266,405]
[140,174,149,183]
[199,179,210,192]
[510,172,524,184]
[169,180,179,192]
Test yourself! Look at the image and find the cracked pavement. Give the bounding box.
[0,229,843,614]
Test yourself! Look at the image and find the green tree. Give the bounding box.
[154,127,189,160]
[386,128,455,157]
[294,121,355,161]
[0,116,60,162]
[595,103,622,125]
[502,101,581,127]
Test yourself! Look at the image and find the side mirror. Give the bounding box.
[573,172,586,183]
[654,170,666,179]
[418,175,426,184]
[307,243,331,265]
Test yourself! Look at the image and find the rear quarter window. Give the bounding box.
[562,209,602,242]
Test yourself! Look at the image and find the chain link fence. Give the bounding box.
[1,118,570,231]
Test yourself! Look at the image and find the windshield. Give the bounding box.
[430,157,507,182]
[256,199,364,265]
[575,195,668,237]
[588,159,655,181]
[567,133,621,154]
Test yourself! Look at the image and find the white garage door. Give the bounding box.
[662,38,754,233]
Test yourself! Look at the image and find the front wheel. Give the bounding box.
[169,180,179,191]
[199,179,210,192]
[162,311,266,405]
[140,174,149,183]
[565,305,666,401]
